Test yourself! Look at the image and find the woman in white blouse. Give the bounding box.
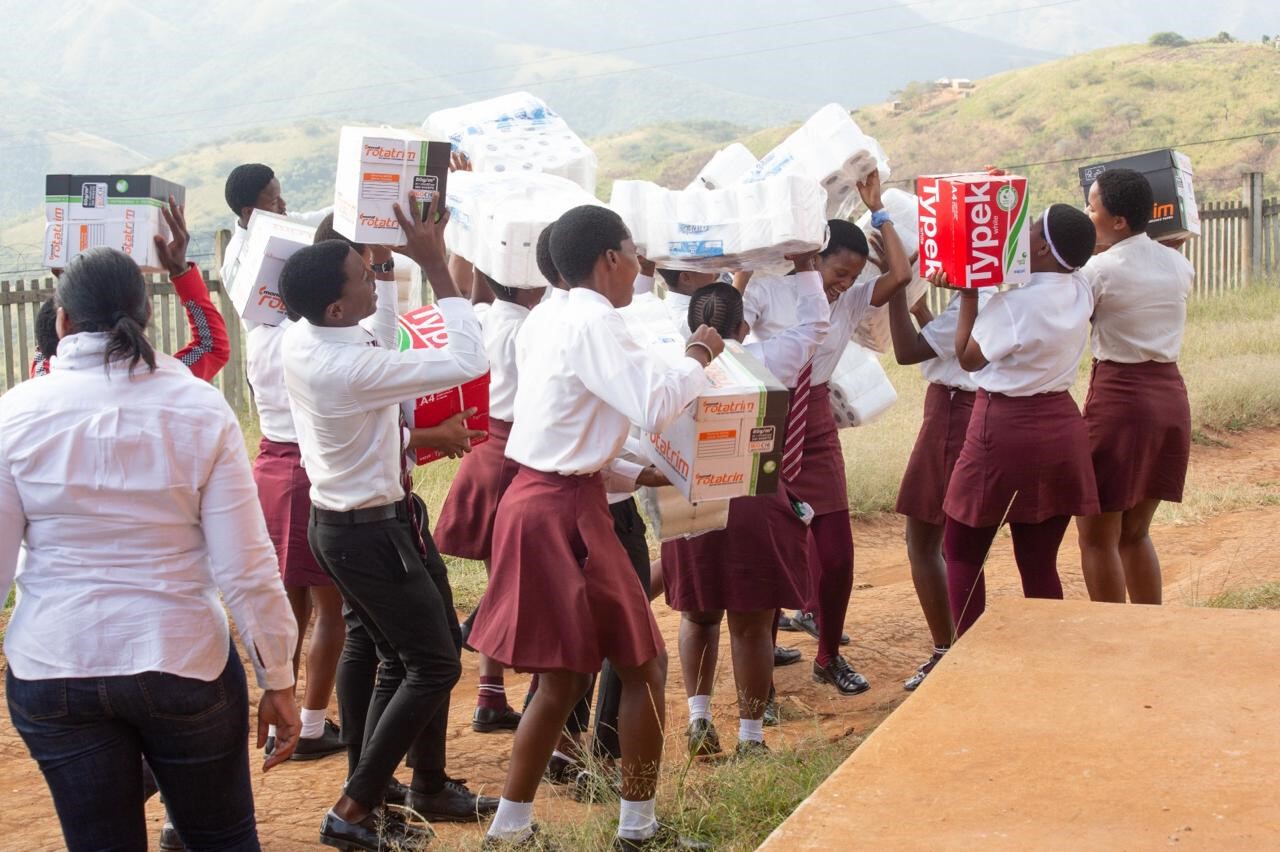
[0,247,300,851]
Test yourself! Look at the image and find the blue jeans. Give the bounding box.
[6,645,259,852]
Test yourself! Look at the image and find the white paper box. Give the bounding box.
[637,485,730,541]
[687,143,760,190]
[424,92,598,194]
[43,174,184,272]
[610,173,827,273]
[445,171,604,289]
[828,343,898,428]
[643,342,790,502]
[333,126,449,246]
[742,103,890,218]
[228,210,316,326]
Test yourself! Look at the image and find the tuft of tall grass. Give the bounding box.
[1204,581,1280,611]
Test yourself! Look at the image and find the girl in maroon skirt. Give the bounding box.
[741,172,914,696]
[887,283,993,688]
[469,205,723,848]
[942,203,1101,637]
[663,269,828,757]
[433,262,545,733]
[1076,169,1195,605]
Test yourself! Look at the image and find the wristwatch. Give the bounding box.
[870,209,892,229]
[372,258,395,274]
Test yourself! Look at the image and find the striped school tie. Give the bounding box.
[781,359,813,484]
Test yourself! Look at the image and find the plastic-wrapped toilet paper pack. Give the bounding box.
[423,92,598,194]
[610,173,828,273]
[445,170,605,289]
[828,342,898,429]
[854,188,921,260]
[742,103,890,218]
[687,143,760,190]
[637,486,731,541]
[848,190,925,353]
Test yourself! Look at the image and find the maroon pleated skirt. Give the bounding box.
[896,384,977,526]
[469,465,664,674]
[1084,360,1191,512]
[789,383,849,517]
[943,390,1100,527]
[253,438,329,587]
[661,488,809,613]
[433,419,517,560]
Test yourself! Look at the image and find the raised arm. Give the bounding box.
[154,197,232,381]
[358,245,400,350]
[887,286,938,365]
[954,289,988,371]
[858,174,913,307]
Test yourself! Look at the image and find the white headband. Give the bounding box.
[1042,206,1076,271]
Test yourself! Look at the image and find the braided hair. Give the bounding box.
[687,281,744,340]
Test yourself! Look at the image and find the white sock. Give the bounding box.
[300,708,326,740]
[934,645,949,656]
[687,694,712,723]
[738,717,764,743]
[617,797,658,841]
[267,724,278,738]
[486,798,534,841]
[551,749,573,765]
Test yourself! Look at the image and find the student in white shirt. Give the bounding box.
[469,205,723,849]
[888,282,994,689]
[279,197,494,848]
[1076,169,1195,606]
[0,247,300,851]
[220,163,332,287]
[663,266,830,757]
[655,267,719,339]
[942,204,1101,637]
[743,172,913,697]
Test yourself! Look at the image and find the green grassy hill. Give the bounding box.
[5,41,1277,272]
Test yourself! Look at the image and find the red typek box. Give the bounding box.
[396,305,490,464]
[916,173,1030,288]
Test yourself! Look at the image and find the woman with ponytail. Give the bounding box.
[940,203,1101,637]
[0,245,300,850]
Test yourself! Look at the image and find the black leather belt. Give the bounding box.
[310,501,406,525]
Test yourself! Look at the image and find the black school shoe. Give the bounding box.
[573,766,622,804]
[774,645,802,667]
[473,704,523,733]
[613,826,711,850]
[777,613,799,632]
[158,822,185,852]
[319,808,431,851]
[544,752,582,785]
[904,649,947,691]
[482,823,555,850]
[292,718,345,761]
[404,777,499,823]
[813,656,871,696]
[791,611,851,646]
[686,718,722,757]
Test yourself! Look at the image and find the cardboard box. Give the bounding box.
[43,174,185,271]
[643,341,789,502]
[397,305,491,465]
[916,173,1030,288]
[333,127,451,246]
[228,210,315,326]
[1078,149,1201,240]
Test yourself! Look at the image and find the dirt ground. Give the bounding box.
[2,429,1278,850]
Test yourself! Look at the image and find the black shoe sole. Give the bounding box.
[812,671,871,696]
[472,720,520,733]
[319,834,377,852]
[290,745,346,761]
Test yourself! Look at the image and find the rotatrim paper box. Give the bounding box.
[445,170,605,289]
[397,305,491,464]
[610,173,828,273]
[643,341,789,502]
[637,485,731,541]
[741,103,889,218]
[229,210,315,325]
[424,92,598,194]
[916,173,1030,288]
[43,174,184,271]
[334,127,451,246]
[1077,149,1200,240]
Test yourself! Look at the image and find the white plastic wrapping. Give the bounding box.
[423,92,598,194]
[828,342,898,429]
[610,173,828,273]
[686,143,760,190]
[637,486,730,541]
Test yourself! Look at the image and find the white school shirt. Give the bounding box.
[506,287,709,478]
[0,334,297,689]
[1084,233,1194,363]
[282,297,488,512]
[483,300,532,423]
[744,273,876,385]
[919,289,995,391]
[969,271,1094,397]
[664,290,693,340]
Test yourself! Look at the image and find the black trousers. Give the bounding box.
[310,503,461,808]
[591,498,652,760]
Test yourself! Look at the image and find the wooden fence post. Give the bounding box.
[1244,172,1264,283]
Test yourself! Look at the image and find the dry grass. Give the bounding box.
[1204,582,1280,611]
